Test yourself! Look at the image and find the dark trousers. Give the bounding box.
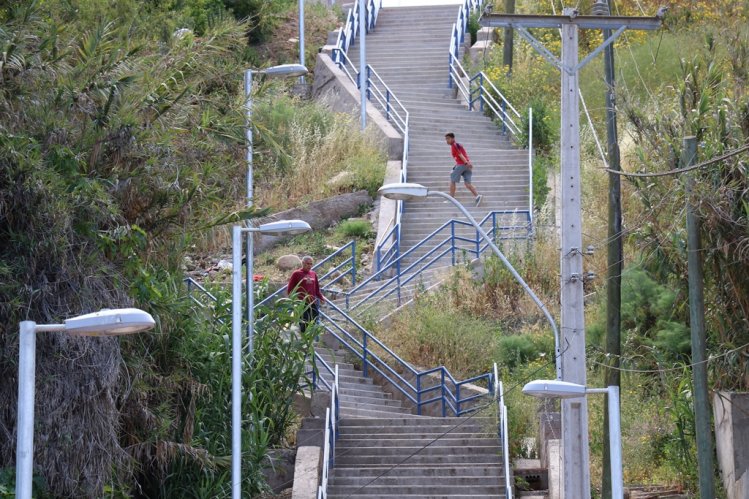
[300,302,319,334]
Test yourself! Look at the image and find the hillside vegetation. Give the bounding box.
[0,0,384,496]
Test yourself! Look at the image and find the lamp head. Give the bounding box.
[64,308,155,336]
[522,379,587,399]
[258,64,308,78]
[378,183,429,201]
[257,219,311,236]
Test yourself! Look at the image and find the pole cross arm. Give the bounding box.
[515,27,563,71]
[479,13,664,31]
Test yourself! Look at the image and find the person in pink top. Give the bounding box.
[287,255,325,333]
[445,132,482,206]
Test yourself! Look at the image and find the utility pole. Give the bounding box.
[480,10,664,498]
[502,0,515,72]
[684,136,716,499]
[591,1,623,497]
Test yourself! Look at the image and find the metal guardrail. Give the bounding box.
[317,366,339,499]
[321,301,492,416]
[368,210,531,309]
[494,363,513,499]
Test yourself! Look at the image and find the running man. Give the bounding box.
[287,256,325,333]
[445,132,482,206]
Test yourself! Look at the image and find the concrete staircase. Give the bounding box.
[349,5,530,265]
[313,347,507,498]
[314,346,417,419]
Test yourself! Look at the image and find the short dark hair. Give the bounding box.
[445,132,455,139]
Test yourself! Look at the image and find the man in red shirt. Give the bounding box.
[287,255,325,333]
[445,132,482,206]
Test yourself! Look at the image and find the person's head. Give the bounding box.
[301,255,313,271]
[445,132,455,145]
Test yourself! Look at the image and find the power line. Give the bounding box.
[589,340,749,374]
[604,143,749,178]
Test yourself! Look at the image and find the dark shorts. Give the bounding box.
[450,164,472,183]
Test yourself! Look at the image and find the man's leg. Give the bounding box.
[465,182,478,196]
[300,303,313,334]
[449,181,457,197]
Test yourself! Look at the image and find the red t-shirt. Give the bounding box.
[287,269,325,303]
[450,142,470,165]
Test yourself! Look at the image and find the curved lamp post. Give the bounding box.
[377,182,561,379]
[16,308,155,499]
[243,63,309,358]
[231,219,312,499]
[523,379,623,499]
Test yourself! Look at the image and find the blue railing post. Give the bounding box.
[468,77,474,111]
[475,225,481,257]
[441,369,447,417]
[416,373,422,415]
[386,89,391,120]
[362,333,369,377]
[450,221,456,266]
[456,383,461,416]
[366,66,371,100]
[448,51,453,89]
[479,73,485,112]
[501,101,507,134]
[351,240,357,286]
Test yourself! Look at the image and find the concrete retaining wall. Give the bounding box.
[312,49,403,160]
[714,391,749,499]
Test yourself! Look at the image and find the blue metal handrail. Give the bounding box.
[320,301,492,416]
[317,366,339,499]
[364,210,531,310]
[256,240,357,308]
[494,363,513,499]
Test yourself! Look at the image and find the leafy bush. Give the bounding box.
[531,154,553,211]
[337,219,374,238]
[252,95,386,208]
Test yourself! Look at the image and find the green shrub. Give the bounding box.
[337,219,374,238]
[531,154,553,211]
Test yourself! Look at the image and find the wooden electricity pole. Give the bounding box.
[502,0,515,72]
[591,0,623,497]
[480,10,664,498]
[684,136,716,499]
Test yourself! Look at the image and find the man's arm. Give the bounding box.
[315,276,325,303]
[457,145,472,167]
[287,271,301,296]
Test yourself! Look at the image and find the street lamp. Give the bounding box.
[244,63,309,356]
[16,308,155,499]
[230,219,311,499]
[523,379,623,499]
[377,182,561,378]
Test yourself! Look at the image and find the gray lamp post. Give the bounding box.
[377,182,561,378]
[243,63,309,349]
[523,379,623,499]
[16,308,156,499]
[231,219,311,499]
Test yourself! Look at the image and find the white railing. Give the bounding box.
[494,363,513,499]
[317,366,339,499]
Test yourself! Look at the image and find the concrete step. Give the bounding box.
[327,485,504,496]
[335,453,501,466]
[338,381,388,394]
[332,465,502,478]
[330,475,501,486]
[337,437,499,448]
[341,407,422,419]
[339,401,411,414]
[339,416,494,427]
[339,393,402,407]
